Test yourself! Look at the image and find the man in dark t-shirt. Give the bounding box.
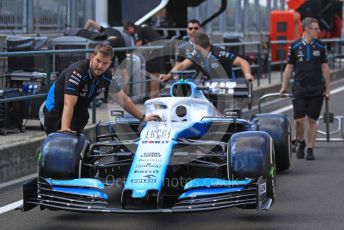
[124,22,164,98]
[44,44,160,134]
[280,17,331,160]
[123,22,161,46]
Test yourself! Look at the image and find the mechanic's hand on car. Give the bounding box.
[58,128,76,133]
[144,114,162,122]
[159,74,173,83]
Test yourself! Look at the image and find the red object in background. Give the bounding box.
[287,0,306,11]
[269,0,343,63]
[270,10,302,62]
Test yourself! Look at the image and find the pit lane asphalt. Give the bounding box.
[0,82,344,229]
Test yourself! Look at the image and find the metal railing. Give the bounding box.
[0,45,164,124]
[0,0,94,34]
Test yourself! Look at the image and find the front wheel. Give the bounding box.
[228,131,276,204]
[38,132,89,179]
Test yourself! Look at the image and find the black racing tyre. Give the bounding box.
[38,132,89,179]
[251,114,292,172]
[228,131,276,203]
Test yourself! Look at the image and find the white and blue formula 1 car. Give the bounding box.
[23,75,291,214]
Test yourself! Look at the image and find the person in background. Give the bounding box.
[43,44,160,135]
[175,19,202,66]
[84,19,130,97]
[160,32,254,83]
[280,17,331,160]
[123,22,164,99]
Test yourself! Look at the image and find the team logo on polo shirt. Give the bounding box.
[211,62,220,68]
[97,87,106,94]
[297,50,304,57]
[313,50,320,56]
[80,84,88,97]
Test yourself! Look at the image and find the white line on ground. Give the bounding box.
[0,173,36,189]
[271,85,344,114]
[0,200,23,215]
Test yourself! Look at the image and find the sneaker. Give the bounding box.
[306,148,315,160]
[296,140,306,159]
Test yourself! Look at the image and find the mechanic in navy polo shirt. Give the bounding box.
[44,44,160,135]
[280,17,331,160]
[160,32,254,82]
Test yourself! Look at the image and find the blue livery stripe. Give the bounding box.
[175,121,210,139]
[66,87,77,91]
[102,75,112,83]
[89,81,96,98]
[52,186,109,200]
[180,41,191,49]
[178,187,244,200]
[231,71,236,80]
[204,58,210,73]
[292,41,302,49]
[48,178,105,189]
[313,40,324,49]
[186,53,193,59]
[46,81,56,112]
[88,80,100,98]
[306,45,311,62]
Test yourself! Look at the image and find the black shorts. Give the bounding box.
[145,56,165,74]
[292,84,325,120]
[43,107,89,135]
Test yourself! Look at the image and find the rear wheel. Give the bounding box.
[251,114,292,171]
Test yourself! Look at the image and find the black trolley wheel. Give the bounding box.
[0,128,7,136]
